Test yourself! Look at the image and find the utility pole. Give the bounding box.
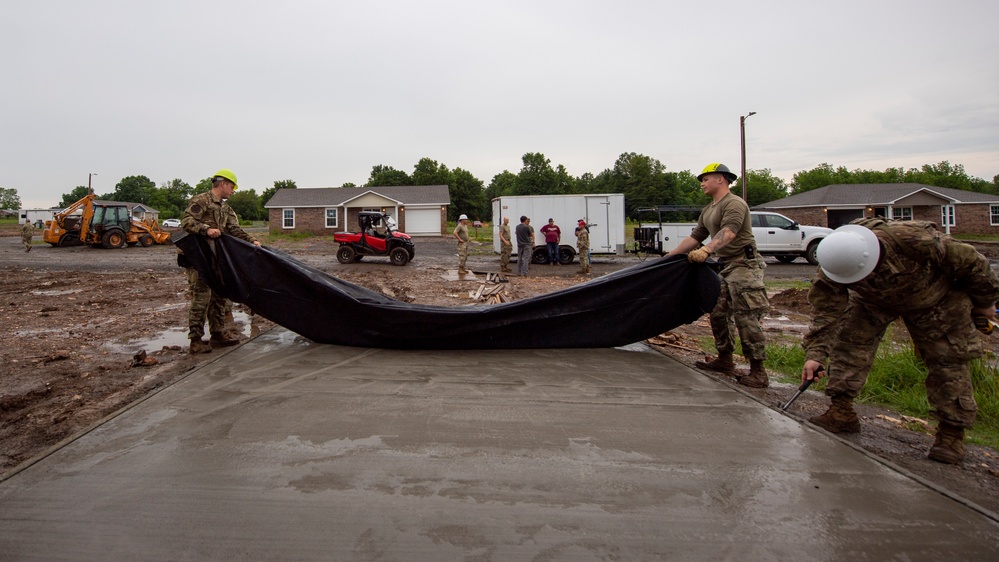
[88,173,97,195]
[740,112,756,201]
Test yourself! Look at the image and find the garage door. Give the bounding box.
[404,208,441,235]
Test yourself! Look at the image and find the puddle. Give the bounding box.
[104,310,263,353]
[763,315,809,332]
[31,289,83,296]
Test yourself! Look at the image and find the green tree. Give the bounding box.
[485,171,517,203]
[227,189,263,221]
[412,158,453,187]
[0,188,21,210]
[59,186,92,207]
[448,168,486,221]
[147,179,195,218]
[367,165,411,186]
[341,182,357,188]
[109,175,156,204]
[515,152,562,196]
[790,163,854,194]
[261,179,296,208]
[902,161,976,191]
[734,169,789,206]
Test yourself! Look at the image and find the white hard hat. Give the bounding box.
[459,214,468,220]
[816,224,881,284]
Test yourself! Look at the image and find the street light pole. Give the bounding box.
[88,173,97,195]
[740,112,756,201]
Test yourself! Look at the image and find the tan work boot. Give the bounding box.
[809,396,861,433]
[928,423,965,464]
[695,352,736,377]
[210,332,240,348]
[738,360,770,388]
[189,339,213,354]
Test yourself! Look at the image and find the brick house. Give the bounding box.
[264,185,451,236]
[754,183,999,235]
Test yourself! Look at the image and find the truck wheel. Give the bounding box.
[775,255,797,264]
[558,246,575,265]
[337,245,356,264]
[102,229,126,249]
[139,234,154,247]
[806,242,821,266]
[390,247,410,266]
[531,247,549,265]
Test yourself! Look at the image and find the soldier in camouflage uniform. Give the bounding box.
[668,163,770,388]
[576,220,590,274]
[180,169,261,354]
[21,220,34,252]
[802,218,999,464]
[453,214,470,274]
[498,217,513,273]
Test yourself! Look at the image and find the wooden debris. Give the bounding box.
[468,273,509,303]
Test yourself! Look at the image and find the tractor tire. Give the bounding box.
[775,255,797,264]
[140,234,155,247]
[390,247,410,266]
[59,232,82,247]
[102,229,127,249]
[336,245,356,264]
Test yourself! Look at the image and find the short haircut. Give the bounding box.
[520,215,528,222]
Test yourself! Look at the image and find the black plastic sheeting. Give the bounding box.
[174,234,720,350]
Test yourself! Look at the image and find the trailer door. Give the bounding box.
[585,196,611,252]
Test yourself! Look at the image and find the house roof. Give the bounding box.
[755,183,999,210]
[264,185,451,208]
[90,200,160,213]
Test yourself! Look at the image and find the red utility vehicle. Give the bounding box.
[334,211,415,266]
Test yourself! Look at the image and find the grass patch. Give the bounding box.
[762,337,999,450]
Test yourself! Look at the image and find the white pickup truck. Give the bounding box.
[643,211,832,265]
[750,211,832,265]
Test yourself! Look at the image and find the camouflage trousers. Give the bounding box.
[500,243,512,271]
[709,256,769,361]
[22,235,32,252]
[457,241,469,271]
[825,292,981,428]
[578,246,589,272]
[185,267,227,341]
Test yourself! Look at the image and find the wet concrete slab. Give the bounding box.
[1,328,997,560]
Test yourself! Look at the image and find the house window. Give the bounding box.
[941,205,955,227]
[891,207,912,221]
[282,209,295,229]
[991,206,999,226]
[325,208,338,228]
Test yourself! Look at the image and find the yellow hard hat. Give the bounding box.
[213,169,238,190]
[697,163,737,183]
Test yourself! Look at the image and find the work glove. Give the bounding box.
[687,247,710,263]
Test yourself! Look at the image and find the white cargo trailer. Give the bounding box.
[18,208,56,227]
[491,194,625,264]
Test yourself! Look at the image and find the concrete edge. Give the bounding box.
[0,328,275,484]
[644,343,999,525]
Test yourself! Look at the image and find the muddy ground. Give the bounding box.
[2,225,998,516]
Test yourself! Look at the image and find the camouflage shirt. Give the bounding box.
[804,220,999,361]
[21,221,34,238]
[181,190,257,244]
[576,228,589,250]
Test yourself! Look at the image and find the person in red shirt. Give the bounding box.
[540,218,561,265]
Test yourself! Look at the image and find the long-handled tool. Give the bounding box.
[780,365,823,411]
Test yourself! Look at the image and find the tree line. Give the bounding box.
[9,155,996,223]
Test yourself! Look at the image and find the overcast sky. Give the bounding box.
[3,0,997,209]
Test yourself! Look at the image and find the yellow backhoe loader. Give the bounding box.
[43,194,172,248]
